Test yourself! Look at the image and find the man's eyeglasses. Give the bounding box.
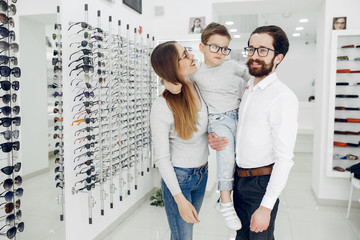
[178,48,190,62]
[204,43,231,55]
[244,47,277,57]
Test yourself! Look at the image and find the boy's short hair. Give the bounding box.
[201,22,231,44]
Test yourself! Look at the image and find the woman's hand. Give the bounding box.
[174,193,200,223]
[208,132,228,150]
[164,80,182,94]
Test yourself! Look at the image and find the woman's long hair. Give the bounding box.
[151,41,198,140]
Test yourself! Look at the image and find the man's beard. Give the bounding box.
[246,57,275,77]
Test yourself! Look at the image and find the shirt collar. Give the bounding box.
[253,72,278,90]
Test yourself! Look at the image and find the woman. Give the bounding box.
[150,41,209,240]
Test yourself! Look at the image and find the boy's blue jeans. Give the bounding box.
[161,163,208,240]
[208,109,238,191]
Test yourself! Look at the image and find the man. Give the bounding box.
[209,25,299,240]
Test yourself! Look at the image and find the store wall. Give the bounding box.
[17,1,60,177]
[312,0,360,202]
[60,1,156,239]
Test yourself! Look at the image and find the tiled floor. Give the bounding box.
[18,153,360,240]
[103,153,360,240]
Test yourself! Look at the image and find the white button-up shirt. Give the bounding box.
[236,72,299,209]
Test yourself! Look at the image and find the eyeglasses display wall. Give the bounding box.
[51,6,65,222]
[56,4,157,224]
[0,0,25,239]
[328,30,360,177]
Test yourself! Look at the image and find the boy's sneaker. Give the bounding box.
[215,199,242,230]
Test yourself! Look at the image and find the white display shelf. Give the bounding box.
[327,30,360,178]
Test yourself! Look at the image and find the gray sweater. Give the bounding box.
[150,88,209,196]
[191,60,251,114]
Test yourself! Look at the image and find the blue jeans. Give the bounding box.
[233,171,279,240]
[208,109,238,191]
[161,163,208,240]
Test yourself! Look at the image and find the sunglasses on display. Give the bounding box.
[55,173,63,181]
[69,65,94,76]
[73,151,96,162]
[0,55,17,65]
[0,81,19,91]
[0,41,18,53]
[0,141,20,153]
[0,162,21,175]
[0,94,16,104]
[0,27,15,42]
[0,130,19,140]
[68,56,93,67]
[0,117,20,127]
[0,188,23,202]
[54,165,64,174]
[0,14,14,28]
[68,21,92,32]
[73,90,95,101]
[74,159,94,170]
[69,49,92,60]
[54,117,63,123]
[74,174,97,186]
[53,133,63,140]
[0,200,20,215]
[71,117,97,126]
[0,106,19,116]
[53,108,63,114]
[53,91,63,98]
[0,176,22,191]
[69,40,93,48]
[0,210,22,227]
[56,181,64,189]
[52,57,61,66]
[53,50,62,56]
[54,23,61,30]
[0,222,25,239]
[0,1,16,16]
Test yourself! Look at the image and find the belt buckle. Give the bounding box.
[247,169,253,177]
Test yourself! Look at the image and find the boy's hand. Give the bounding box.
[208,132,228,150]
[164,80,182,94]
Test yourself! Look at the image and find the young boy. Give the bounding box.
[165,22,251,230]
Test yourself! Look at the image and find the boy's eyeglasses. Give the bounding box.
[204,43,231,55]
[178,48,190,62]
[244,47,277,57]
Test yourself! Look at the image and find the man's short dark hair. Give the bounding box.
[248,25,289,57]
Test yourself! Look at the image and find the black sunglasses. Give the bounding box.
[0,130,19,140]
[0,141,20,153]
[0,94,16,104]
[0,116,21,127]
[0,27,15,41]
[0,81,19,91]
[0,55,17,65]
[0,162,21,175]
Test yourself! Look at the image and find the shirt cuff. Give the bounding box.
[260,195,277,210]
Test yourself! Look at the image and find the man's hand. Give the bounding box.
[174,193,200,223]
[250,206,271,233]
[208,132,228,150]
[164,80,182,94]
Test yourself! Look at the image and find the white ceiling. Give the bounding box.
[213,0,324,41]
